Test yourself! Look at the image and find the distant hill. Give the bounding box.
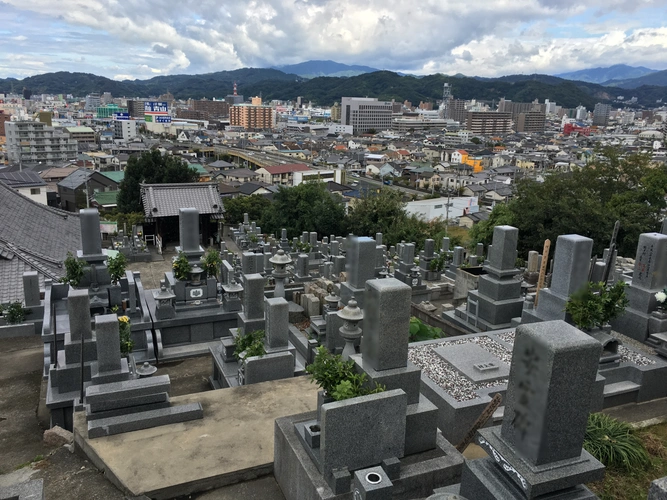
[602,69,667,89]
[1,68,665,108]
[0,68,301,99]
[555,64,657,84]
[271,60,380,78]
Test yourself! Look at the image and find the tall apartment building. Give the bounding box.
[84,93,101,111]
[330,102,341,122]
[593,103,612,126]
[230,104,274,130]
[576,106,588,121]
[341,97,393,135]
[127,99,147,119]
[466,112,512,135]
[516,111,546,133]
[113,119,138,141]
[0,110,10,136]
[447,99,467,123]
[5,121,78,164]
[192,99,230,119]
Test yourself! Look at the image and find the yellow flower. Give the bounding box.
[118,316,130,323]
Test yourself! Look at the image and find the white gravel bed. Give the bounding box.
[494,331,516,345]
[617,345,655,366]
[408,336,511,402]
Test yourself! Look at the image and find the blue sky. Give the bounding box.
[0,0,665,80]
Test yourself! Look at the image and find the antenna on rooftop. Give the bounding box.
[233,81,238,96]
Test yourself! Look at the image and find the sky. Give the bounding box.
[0,0,666,80]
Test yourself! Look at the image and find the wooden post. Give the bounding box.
[456,393,503,453]
[534,239,551,307]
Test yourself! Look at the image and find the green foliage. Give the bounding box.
[222,195,271,226]
[234,329,266,361]
[60,252,85,287]
[468,204,514,247]
[201,248,222,280]
[172,251,192,281]
[565,281,628,330]
[292,241,312,253]
[429,253,446,272]
[584,413,650,471]
[107,253,127,285]
[262,182,347,239]
[101,212,145,231]
[307,346,385,401]
[505,147,667,257]
[4,301,30,325]
[118,316,134,356]
[117,150,200,213]
[409,317,443,342]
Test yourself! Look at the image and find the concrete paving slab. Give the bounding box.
[74,376,318,499]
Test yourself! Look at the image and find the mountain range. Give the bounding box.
[1,62,666,109]
[271,60,380,78]
[555,64,657,84]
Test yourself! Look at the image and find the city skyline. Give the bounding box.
[0,1,666,80]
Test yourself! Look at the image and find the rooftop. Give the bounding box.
[141,182,224,219]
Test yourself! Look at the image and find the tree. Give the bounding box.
[347,189,406,242]
[261,182,347,238]
[468,204,514,247]
[482,146,667,257]
[222,195,271,226]
[117,150,200,213]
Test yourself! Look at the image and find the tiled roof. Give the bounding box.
[141,182,224,219]
[0,257,46,304]
[261,163,310,175]
[0,171,46,188]
[101,171,125,183]
[0,182,81,301]
[93,191,119,206]
[57,168,92,190]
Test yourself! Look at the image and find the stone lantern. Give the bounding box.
[154,280,176,319]
[190,264,204,286]
[270,249,292,299]
[338,299,363,360]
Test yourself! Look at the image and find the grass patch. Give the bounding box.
[587,422,667,500]
[14,454,45,470]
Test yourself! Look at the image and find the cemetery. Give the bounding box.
[2,203,667,499]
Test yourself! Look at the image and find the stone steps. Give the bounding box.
[161,340,221,361]
[603,381,641,409]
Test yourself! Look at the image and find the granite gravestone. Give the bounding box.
[465,226,524,330]
[176,208,204,261]
[459,320,605,500]
[237,273,266,333]
[522,234,593,324]
[340,236,376,307]
[612,232,667,341]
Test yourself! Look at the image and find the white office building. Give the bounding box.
[5,121,78,164]
[341,97,393,135]
[113,119,139,141]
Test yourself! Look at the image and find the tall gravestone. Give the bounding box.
[465,226,524,330]
[176,207,204,262]
[612,232,667,342]
[522,234,593,324]
[77,208,110,287]
[237,273,266,334]
[340,236,376,308]
[459,320,604,500]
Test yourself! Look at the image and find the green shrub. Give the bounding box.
[234,329,266,361]
[107,252,127,285]
[172,251,192,281]
[566,281,628,330]
[409,317,443,342]
[584,413,650,471]
[4,302,30,325]
[306,346,384,401]
[60,251,85,287]
[201,248,222,280]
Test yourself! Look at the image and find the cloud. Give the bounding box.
[0,0,664,79]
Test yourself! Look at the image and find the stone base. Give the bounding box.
[351,354,422,405]
[532,289,568,322]
[465,291,524,329]
[611,308,650,343]
[473,427,605,498]
[237,313,266,335]
[274,411,464,500]
[340,282,366,308]
[459,458,598,500]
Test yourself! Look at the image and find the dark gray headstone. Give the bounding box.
[297,254,309,277]
[488,225,518,271]
[330,240,340,256]
[178,208,201,253]
[632,233,667,291]
[452,247,464,267]
[346,237,377,289]
[401,243,415,264]
[243,274,265,320]
[476,242,484,257]
[501,321,601,465]
[441,237,450,253]
[80,208,103,257]
[68,289,92,341]
[376,233,383,246]
[361,278,412,371]
[424,239,435,258]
